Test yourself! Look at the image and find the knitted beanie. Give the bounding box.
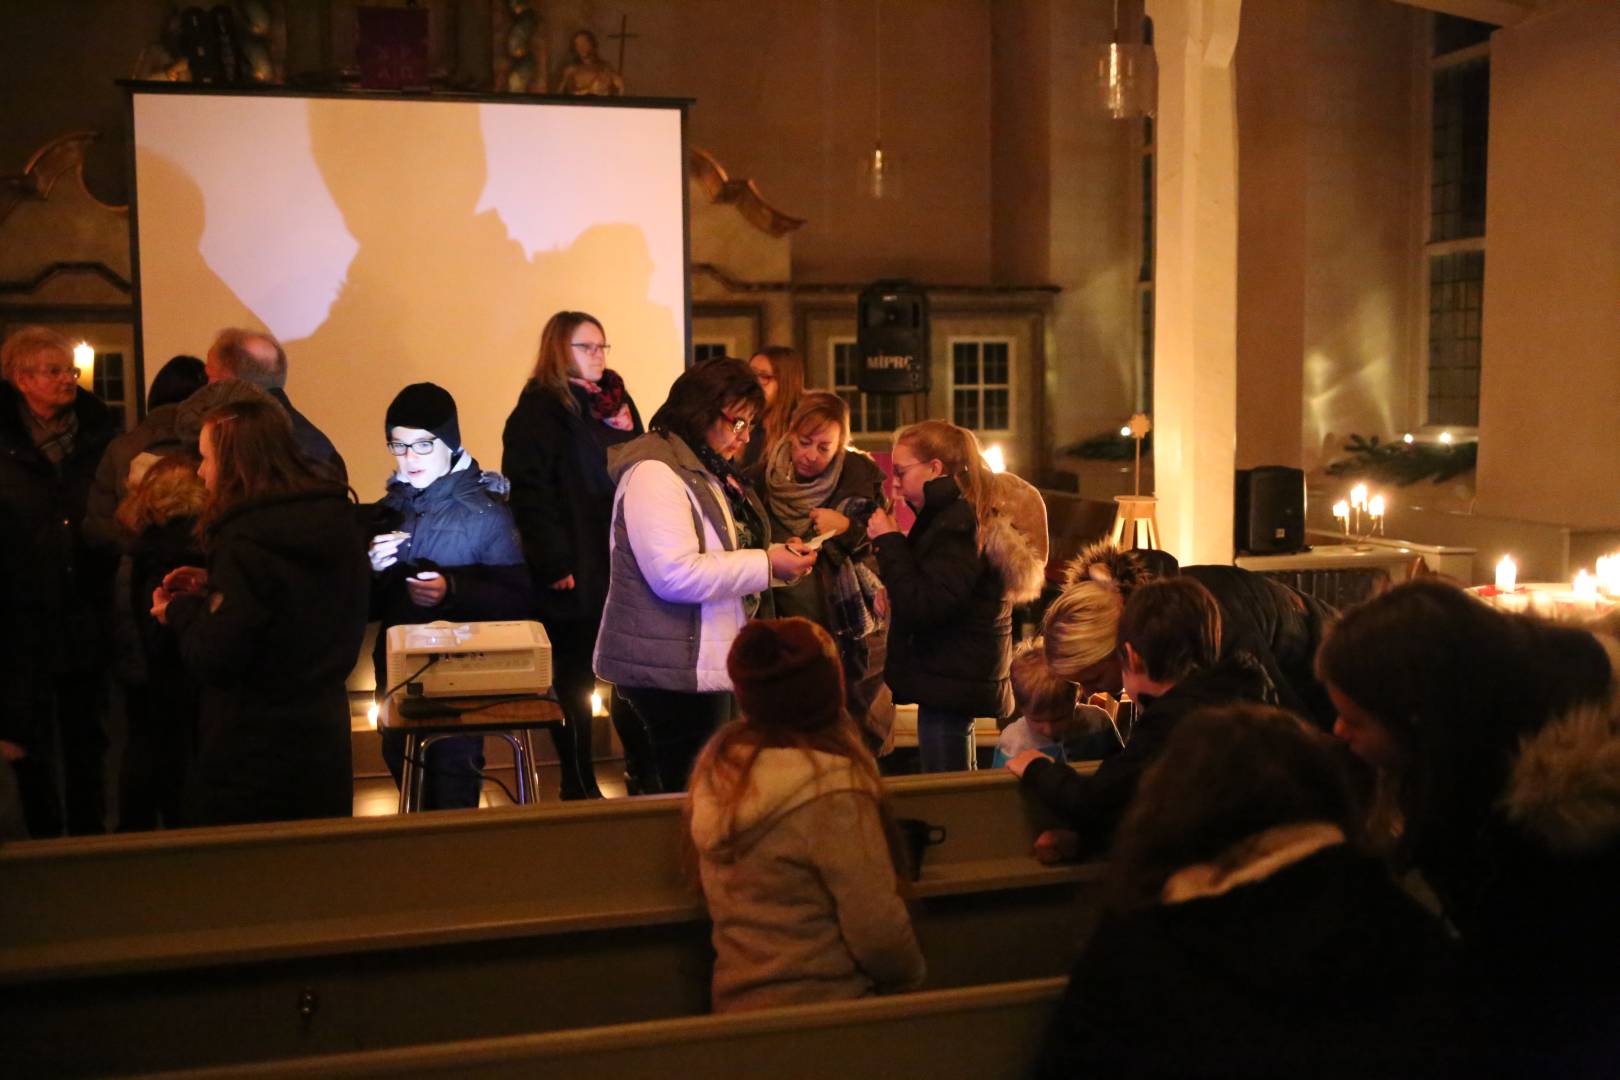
[385,382,460,451]
[727,618,845,732]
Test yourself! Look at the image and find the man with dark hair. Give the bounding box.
[0,325,120,835]
[206,328,346,481]
[1008,576,1268,861]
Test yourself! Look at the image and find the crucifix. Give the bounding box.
[608,13,639,76]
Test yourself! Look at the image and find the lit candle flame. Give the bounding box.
[1349,483,1368,510]
[1439,431,1454,445]
[1403,433,1414,445]
[1332,500,1350,521]
[982,444,1006,474]
[1596,554,1620,597]
[590,691,606,717]
[1574,569,1599,602]
[367,699,380,729]
[1368,494,1385,518]
[1495,555,1517,592]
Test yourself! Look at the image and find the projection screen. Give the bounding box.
[130,87,689,498]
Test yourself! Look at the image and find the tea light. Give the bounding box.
[1495,555,1517,592]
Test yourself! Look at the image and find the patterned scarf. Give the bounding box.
[691,438,763,551]
[570,368,634,431]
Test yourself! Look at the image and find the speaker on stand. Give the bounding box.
[856,282,930,417]
[1234,466,1307,555]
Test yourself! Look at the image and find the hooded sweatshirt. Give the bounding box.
[689,747,926,1012]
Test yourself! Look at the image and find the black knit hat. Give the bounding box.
[728,618,845,732]
[385,382,460,451]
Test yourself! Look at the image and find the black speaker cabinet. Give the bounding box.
[1234,466,1306,555]
[856,280,930,394]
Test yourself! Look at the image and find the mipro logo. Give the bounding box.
[867,353,914,371]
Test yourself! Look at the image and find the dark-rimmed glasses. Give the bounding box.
[387,437,439,456]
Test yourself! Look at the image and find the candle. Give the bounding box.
[1495,555,1517,592]
[1574,570,1599,602]
[1332,500,1350,531]
[1596,554,1620,597]
[982,444,1007,474]
[1367,494,1385,519]
[72,341,95,390]
[1349,483,1368,510]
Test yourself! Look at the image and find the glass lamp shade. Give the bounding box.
[1089,41,1157,120]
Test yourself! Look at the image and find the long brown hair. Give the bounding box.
[894,419,998,548]
[196,399,337,538]
[753,346,806,453]
[529,310,605,413]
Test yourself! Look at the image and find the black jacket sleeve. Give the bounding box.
[1020,751,1147,858]
[168,541,271,686]
[871,519,982,630]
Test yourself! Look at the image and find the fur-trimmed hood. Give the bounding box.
[1502,635,1620,855]
[983,513,1046,604]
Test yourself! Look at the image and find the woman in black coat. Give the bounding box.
[866,420,1044,772]
[502,311,643,799]
[1036,705,1457,1079]
[154,398,370,826]
[368,383,532,810]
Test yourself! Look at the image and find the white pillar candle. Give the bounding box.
[1495,555,1517,592]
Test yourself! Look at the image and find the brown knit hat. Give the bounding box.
[727,618,845,732]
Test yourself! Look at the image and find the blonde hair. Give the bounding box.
[1,325,72,381]
[116,453,208,535]
[787,390,849,441]
[1042,580,1123,681]
[893,419,997,548]
[1010,638,1078,724]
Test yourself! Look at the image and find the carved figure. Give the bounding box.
[554,30,623,96]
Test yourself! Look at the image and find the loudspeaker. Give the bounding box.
[1234,466,1306,555]
[856,280,930,394]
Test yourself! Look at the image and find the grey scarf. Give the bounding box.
[763,437,843,540]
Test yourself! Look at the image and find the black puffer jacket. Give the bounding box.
[873,476,1044,718]
[1021,658,1271,858]
[168,486,369,826]
[501,381,642,628]
[367,458,532,687]
[0,383,118,748]
[1036,843,1459,1079]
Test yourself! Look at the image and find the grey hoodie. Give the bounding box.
[689,747,926,1011]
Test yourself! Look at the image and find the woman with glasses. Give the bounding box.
[151,398,369,826]
[739,346,805,475]
[368,382,531,810]
[595,357,818,794]
[866,420,1045,772]
[502,311,644,798]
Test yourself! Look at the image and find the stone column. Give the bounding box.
[1145,0,1241,565]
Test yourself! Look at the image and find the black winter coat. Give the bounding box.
[1182,565,1338,729]
[1021,658,1270,858]
[501,382,642,628]
[1035,844,1459,1079]
[168,487,369,826]
[874,477,1042,719]
[0,383,117,747]
[367,460,532,688]
[268,387,347,483]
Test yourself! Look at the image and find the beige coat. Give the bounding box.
[689,748,926,1012]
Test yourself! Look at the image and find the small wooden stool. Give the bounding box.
[1110,494,1161,551]
[380,693,566,813]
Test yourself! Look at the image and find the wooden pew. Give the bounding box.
[1,769,1102,1077]
[140,978,1069,1080]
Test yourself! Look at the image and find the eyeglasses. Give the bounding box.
[720,412,754,436]
[571,342,612,356]
[891,459,931,478]
[386,437,439,456]
[27,365,78,380]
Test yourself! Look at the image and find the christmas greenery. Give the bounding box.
[1325,434,1477,486]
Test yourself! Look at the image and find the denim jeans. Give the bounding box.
[917,705,976,772]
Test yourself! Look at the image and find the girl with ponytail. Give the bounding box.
[866,420,1045,771]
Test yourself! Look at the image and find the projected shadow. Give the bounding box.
[286,99,680,487]
[135,150,263,357]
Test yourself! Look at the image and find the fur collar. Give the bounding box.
[982,514,1047,604]
[1501,634,1620,855]
[1162,822,1347,904]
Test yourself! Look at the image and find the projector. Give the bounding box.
[385,620,552,698]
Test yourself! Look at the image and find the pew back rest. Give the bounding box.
[138,977,1069,1080]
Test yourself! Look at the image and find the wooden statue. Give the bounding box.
[554,30,624,96]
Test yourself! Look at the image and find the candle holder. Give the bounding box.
[1331,490,1384,551]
